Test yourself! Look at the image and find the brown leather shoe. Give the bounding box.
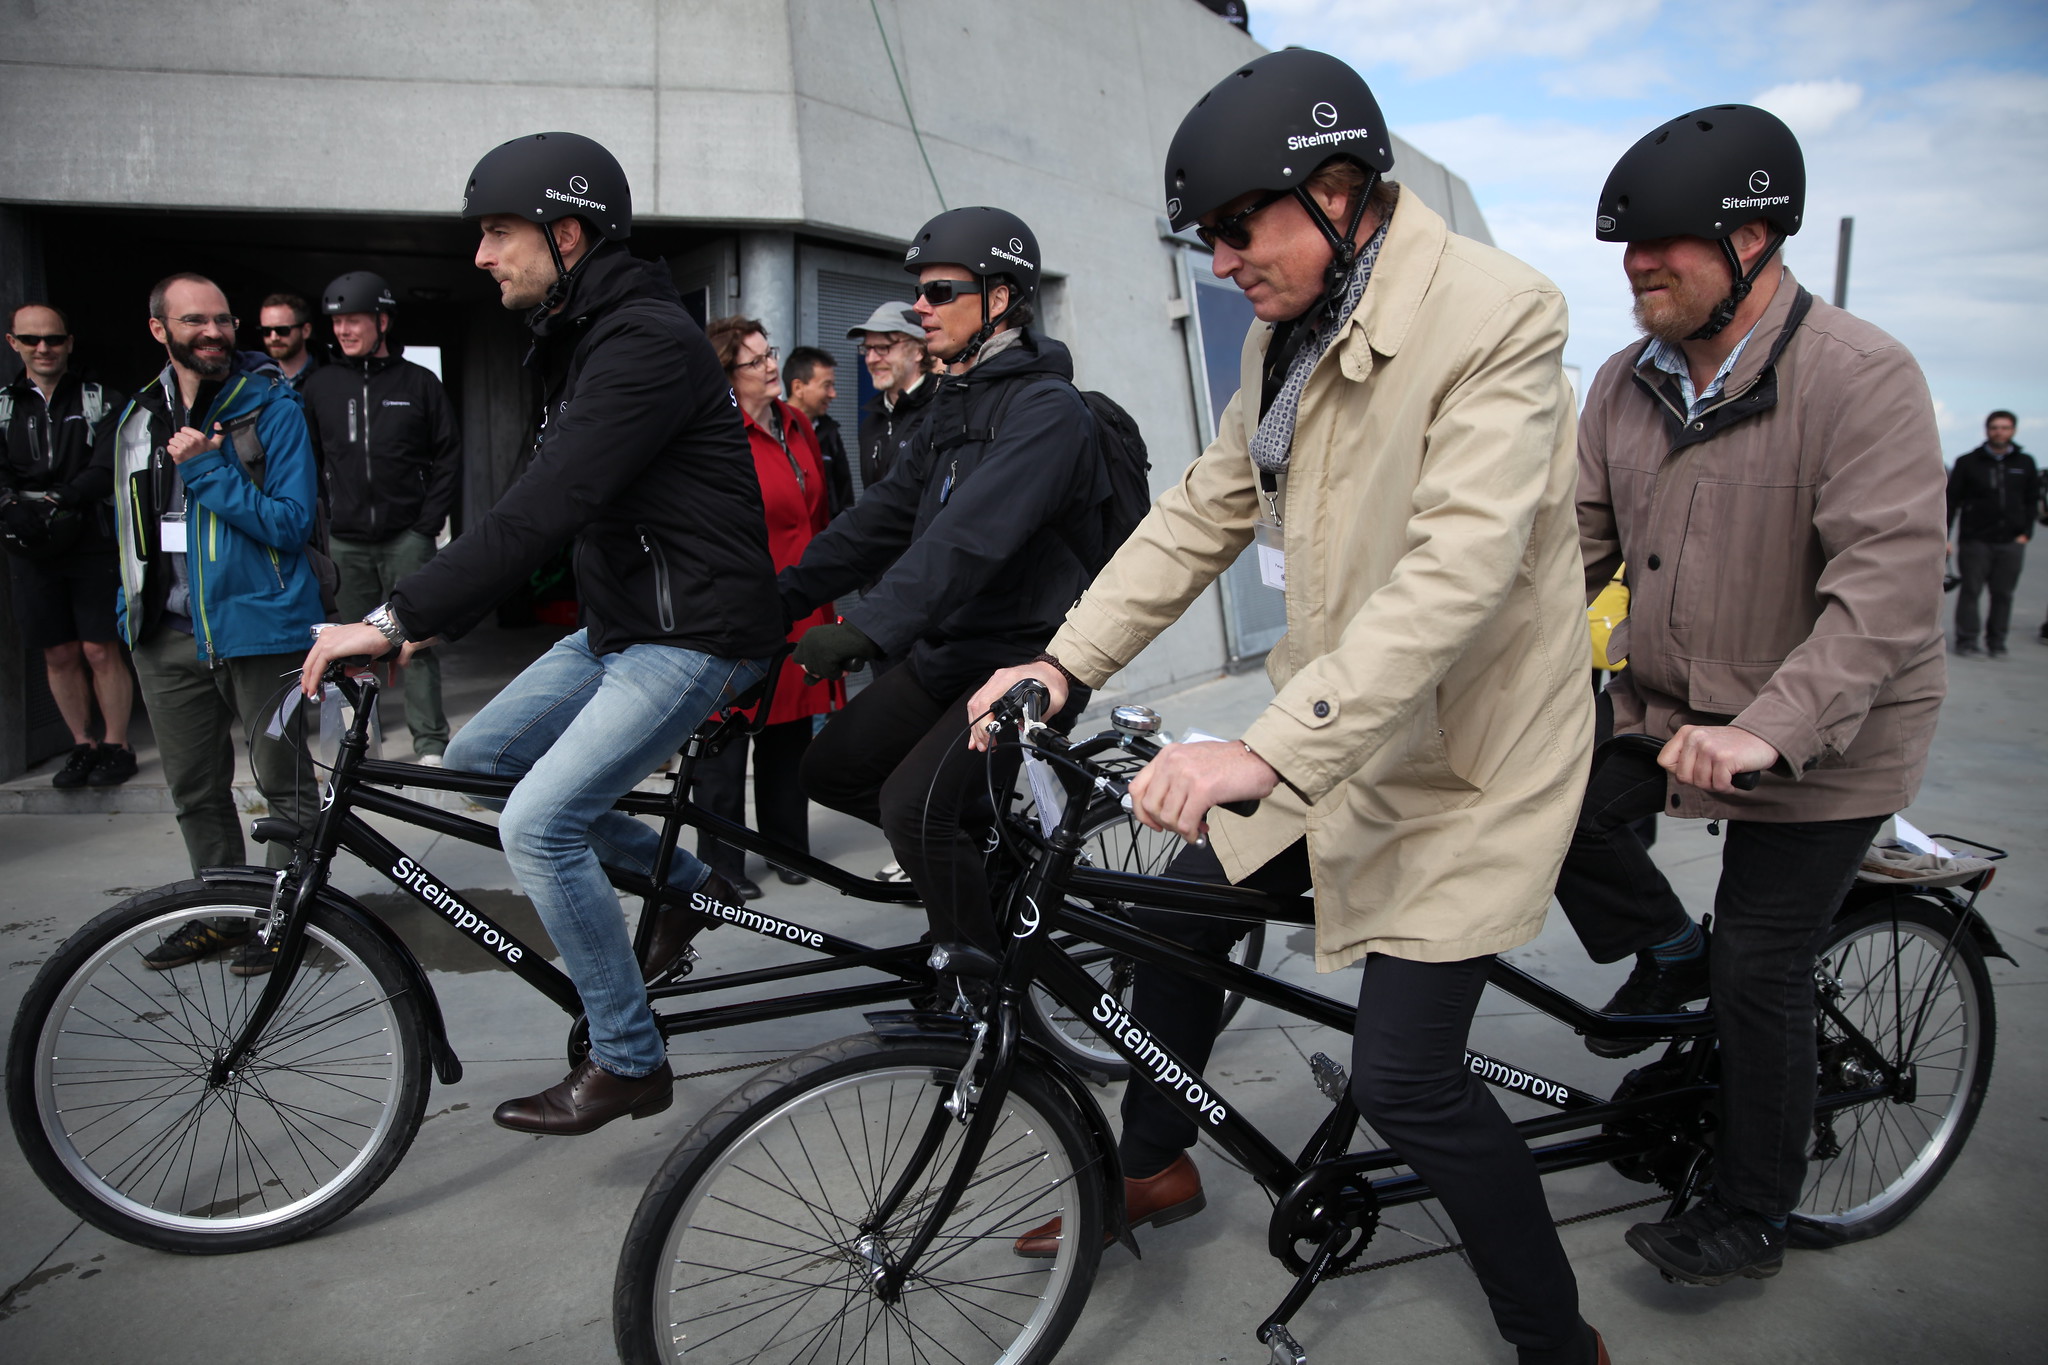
[1014,1152,1205,1257]
[492,1059,674,1135]
[641,874,736,984]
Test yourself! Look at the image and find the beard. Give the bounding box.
[264,335,303,361]
[168,333,233,378]
[1630,269,1723,344]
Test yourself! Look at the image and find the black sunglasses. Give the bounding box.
[258,324,304,338]
[914,279,985,307]
[1194,189,1290,251]
[11,333,69,348]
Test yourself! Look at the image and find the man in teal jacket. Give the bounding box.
[104,272,323,975]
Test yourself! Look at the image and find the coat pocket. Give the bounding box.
[1668,479,1816,656]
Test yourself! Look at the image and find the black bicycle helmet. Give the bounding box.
[902,206,1040,363]
[462,132,632,322]
[1597,105,1804,338]
[321,271,396,316]
[902,207,1040,298]
[1163,48,1392,234]
[461,131,632,240]
[1165,49,1393,325]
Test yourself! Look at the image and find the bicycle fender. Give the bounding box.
[199,865,464,1084]
[1839,885,2014,965]
[1016,1036,1138,1257]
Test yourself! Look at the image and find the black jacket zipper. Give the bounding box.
[636,524,676,634]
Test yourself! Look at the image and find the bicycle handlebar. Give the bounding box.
[993,679,1261,820]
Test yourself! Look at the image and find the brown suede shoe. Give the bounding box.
[492,1059,674,1135]
[1014,1152,1205,1257]
[641,874,736,984]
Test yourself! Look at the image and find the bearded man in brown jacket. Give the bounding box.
[1566,107,1947,1287]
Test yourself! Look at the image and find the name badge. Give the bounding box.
[159,515,189,555]
[1254,516,1285,591]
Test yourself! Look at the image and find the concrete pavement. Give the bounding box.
[2,583,2045,1363]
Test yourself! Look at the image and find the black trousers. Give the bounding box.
[800,661,1084,947]
[1121,840,1590,1365]
[691,718,814,882]
[1955,538,2025,649]
[1554,744,1883,1216]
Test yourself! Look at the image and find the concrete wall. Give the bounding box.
[0,0,1492,712]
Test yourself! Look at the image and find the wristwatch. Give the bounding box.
[363,602,408,649]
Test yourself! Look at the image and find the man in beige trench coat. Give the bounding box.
[971,50,1607,1365]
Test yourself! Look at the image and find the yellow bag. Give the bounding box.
[1588,570,1628,672]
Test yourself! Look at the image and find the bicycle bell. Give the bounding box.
[1110,705,1162,735]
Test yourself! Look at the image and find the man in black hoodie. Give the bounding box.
[301,133,783,1135]
[301,272,461,758]
[780,207,1106,952]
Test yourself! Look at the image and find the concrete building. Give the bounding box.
[0,0,1490,779]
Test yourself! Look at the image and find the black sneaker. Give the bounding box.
[1586,945,1711,1058]
[52,743,98,789]
[1625,1198,1785,1285]
[230,934,281,978]
[86,744,138,786]
[731,875,764,901]
[141,919,254,970]
[1955,640,1982,657]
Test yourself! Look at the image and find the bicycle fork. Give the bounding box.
[870,997,1024,1302]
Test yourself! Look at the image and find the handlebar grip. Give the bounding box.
[1218,799,1260,818]
[996,677,1050,724]
[1731,770,1761,791]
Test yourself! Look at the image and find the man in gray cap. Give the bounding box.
[849,301,937,492]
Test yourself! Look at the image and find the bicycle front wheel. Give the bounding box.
[615,1032,1104,1365]
[6,881,431,1254]
[1793,897,1995,1246]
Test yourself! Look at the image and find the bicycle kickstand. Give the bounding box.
[1255,1222,1352,1365]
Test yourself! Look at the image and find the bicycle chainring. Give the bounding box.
[1603,1053,1710,1193]
[1269,1168,1381,1277]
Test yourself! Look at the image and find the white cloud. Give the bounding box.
[1254,0,1663,80]
[1752,79,1864,136]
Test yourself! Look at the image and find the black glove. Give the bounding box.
[1,500,46,542]
[792,621,879,681]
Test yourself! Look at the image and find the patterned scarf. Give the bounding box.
[1248,211,1391,473]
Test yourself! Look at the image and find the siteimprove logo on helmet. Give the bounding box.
[1723,168,1791,212]
[988,240,1035,271]
[546,183,609,212]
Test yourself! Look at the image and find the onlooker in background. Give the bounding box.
[2,303,136,787]
[257,292,323,391]
[1946,409,2036,658]
[107,273,321,973]
[849,301,937,491]
[302,271,462,761]
[695,317,843,899]
[783,344,854,517]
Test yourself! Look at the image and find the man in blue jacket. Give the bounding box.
[105,272,323,974]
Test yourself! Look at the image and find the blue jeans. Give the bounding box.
[446,630,766,1078]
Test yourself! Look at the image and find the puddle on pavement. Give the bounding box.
[355,888,558,974]
[0,1254,106,1321]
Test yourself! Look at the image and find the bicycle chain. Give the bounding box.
[1326,1193,1668,1279]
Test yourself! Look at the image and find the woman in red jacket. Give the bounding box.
[695,316,844,898]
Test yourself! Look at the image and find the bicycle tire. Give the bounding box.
[6,880,431,1254]
[615,1032,1104,1365]
[1791,896,1995,1247]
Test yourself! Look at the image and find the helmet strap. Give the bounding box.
[950,278,1018,370]
[1686,229,1787,341]
[1292,170,1380,330]
[528,220,596,329]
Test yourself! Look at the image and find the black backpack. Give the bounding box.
[943,378,1154,574]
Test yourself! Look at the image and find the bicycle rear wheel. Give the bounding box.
[615,1032,1103,1365]
[1792,898,1995,1246]
[6,881,430,1253]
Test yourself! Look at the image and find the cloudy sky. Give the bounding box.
[1246,0,2047,453]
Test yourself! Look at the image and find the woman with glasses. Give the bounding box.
[694,316,844,899]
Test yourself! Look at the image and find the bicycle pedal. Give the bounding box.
[1261,1324,1308,1365]
[1308,1052,1348,1103]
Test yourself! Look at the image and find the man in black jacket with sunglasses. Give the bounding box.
[778,206,1106,953]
